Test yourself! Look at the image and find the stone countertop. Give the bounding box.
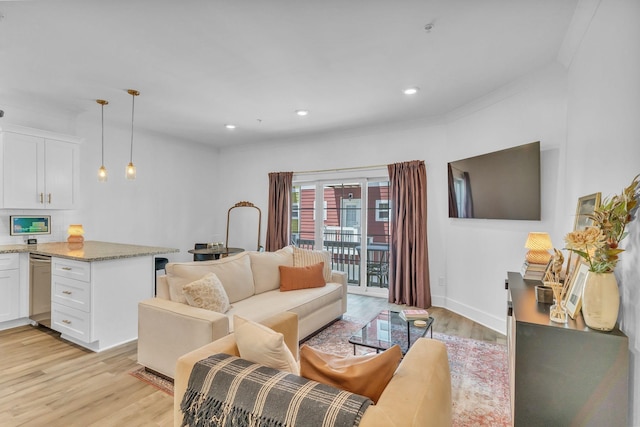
[0,241,179,262]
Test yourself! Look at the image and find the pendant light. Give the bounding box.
[126,89,140,180]
[96,99,108,182]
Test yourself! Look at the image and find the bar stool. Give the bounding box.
[154,257,169,295]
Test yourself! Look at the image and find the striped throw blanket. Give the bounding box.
[181,353,372,427]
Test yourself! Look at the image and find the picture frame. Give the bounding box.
[573,192,601,231]
[564,261,589,319]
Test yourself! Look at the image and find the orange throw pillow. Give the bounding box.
[279,262,326,291]
[299,344,402,403]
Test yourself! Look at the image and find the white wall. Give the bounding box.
[443,63,568,332]
[563,1,640,423]
[73,114,222,262]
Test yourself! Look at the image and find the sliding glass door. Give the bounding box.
[291,178,390,296]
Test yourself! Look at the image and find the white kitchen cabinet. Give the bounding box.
[51,255,154,352]
[0,124,81,209]
[0,253,20,323]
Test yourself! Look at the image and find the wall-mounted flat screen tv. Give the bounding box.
[9,215,52,236]
[448,141,540,220]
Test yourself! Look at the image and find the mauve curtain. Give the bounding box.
[387,160,431,308]
[266,172,293,252]
[447,163,459,218]
[462,171,474,218]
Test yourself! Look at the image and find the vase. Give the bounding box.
[581,272,619,331]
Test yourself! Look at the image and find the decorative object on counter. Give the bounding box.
[564,174,639,331]
[573,192,602,231]
[96,99,109,182]
[522,259,550,281]
[544,249,567,323]
[524,232,553,264]
[126,89,140,180]
[544,249,565,283]
[534,285,554,303]
[548,282,567,323]
[564,261,589,319]
[9,215,51,236]
[413,319,427,327]
[399,309,430,321]
[67,224,85,244]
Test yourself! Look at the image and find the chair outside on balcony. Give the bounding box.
[364,244,389,288]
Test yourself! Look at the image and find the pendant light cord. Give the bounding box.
[101,103,105,165]
[130,93,135,163]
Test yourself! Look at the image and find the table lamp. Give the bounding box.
[67,224,85,244]
[524,232,552,264]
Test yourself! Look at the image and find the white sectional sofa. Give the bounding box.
[137,246,347,378]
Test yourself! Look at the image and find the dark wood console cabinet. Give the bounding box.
[506,272,628,426]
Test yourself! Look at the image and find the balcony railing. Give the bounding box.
[292,233,388,288]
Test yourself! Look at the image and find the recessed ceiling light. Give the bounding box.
[295,109,309,116]
[225,124,236,129]
[403,87,420,95]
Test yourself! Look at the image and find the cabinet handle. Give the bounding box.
[48,193,52,204]
[62,290,72,295]
[40,193,44,204]
[61,267,72,271]
[62,319,72,325]
[507,306,513,317]
[504,279,509,290]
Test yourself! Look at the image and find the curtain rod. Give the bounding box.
[293,163,388,175]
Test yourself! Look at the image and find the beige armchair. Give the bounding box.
[174,312,452,427]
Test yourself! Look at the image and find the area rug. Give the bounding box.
[304,315,510,426]
[131,316,510,426]
[129,366,174,396]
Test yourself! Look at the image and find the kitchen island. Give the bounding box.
[0,241,178,351]
[0,240,178,261]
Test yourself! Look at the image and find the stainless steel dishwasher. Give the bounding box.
[29,253,52,328]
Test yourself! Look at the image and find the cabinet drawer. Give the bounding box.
[51,302,91,342]
[52,276,90,312]
[52,258,90,282]
[0,253,19,270]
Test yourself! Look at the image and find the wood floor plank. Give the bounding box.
[0,294,504,426]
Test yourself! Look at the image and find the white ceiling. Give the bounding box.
[0,0,578,147]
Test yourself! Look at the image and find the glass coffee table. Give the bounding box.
[348,310,434,355]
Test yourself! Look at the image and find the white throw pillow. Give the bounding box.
[234,315,299,375]
[166,275,191,303]
[293,246,332,282]
[249,246,294,294]
[182,273,231,313]
[166,253,255,303]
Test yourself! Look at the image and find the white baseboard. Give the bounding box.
[430,295,446,307]
[0,317,30,331]
[441,297,507,335]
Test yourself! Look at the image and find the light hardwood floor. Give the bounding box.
[0,294,505,426]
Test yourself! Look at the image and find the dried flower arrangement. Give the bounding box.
[564,175,640,273]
